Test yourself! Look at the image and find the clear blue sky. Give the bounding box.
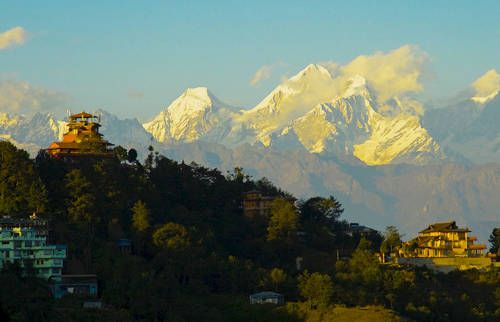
[1,0,499,121]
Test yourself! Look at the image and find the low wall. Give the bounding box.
[394,257,500,273]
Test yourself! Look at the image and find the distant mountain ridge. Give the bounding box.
[143,65,462,166]
[2,64,500,242]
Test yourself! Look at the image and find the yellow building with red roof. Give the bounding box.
[404,221,486,258]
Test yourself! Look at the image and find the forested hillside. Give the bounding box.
[1,140,500,321]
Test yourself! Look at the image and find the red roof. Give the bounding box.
[70,112,94,119]
[46,142,80,150]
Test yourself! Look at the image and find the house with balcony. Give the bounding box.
[0,226,66,279]
[404,221,486,258]
[243,190,296,217]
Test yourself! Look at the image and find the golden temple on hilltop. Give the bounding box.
[45,112,114,169]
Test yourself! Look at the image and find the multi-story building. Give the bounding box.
[243,190,296,217]
[405,221,486,258]
[0,214,52,240]
[0,226,66,279]
[45,111,114,169]
[0,215,98,298]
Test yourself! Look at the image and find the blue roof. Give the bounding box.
[116,239,131,246]
[250,292,283,299]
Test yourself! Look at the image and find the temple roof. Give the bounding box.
[46,142,80,150]
[70,112,94,119]
[418,221,470,234]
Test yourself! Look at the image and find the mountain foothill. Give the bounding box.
[2,64,500,242]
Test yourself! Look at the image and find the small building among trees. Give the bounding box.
[249,292,284,304]
[243,190,296,217]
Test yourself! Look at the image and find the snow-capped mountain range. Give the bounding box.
[2,63,500,243]
[141,64,465,165]
[1,63,499,165]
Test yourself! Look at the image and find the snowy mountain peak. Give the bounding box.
[343,75,370,98]
[143,88,239,143]
[289,64,332,82]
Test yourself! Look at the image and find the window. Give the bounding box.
[13,241,21,248]
[34,241,40,247]
[13,250,20,257]
[44,250,52,255]
[52,268,60,275]
[40,268,49,274]
[1,241,8,245]
[24,241,32,248]
[54,259,62,265]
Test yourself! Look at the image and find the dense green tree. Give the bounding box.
[113,145,128,162]
[489,228,500,254]
[127,148,138,163]
[0,141,37,215]
[28,178,49,213]
[153,222,191,251]
[259,268,288,293]
[78,132,108,154]
[132,200,151,232]
[65,169,99,272]
[297,270,334,309]
[380,240,389,263]
[298,196,345,250]
[267,198,298,246]
[65,170,97,224]
[255,177,291,197]
[299,196,344,230]
[349,237,380,283]
[383,225,403,253]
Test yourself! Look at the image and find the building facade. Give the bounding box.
[0,226,66,279]
[405,221,486,258]
[243,190,296,217]
[45,111,114,169]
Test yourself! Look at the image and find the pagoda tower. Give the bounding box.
[45,112,114,169]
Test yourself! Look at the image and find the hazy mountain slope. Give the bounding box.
[158,142,500,243]
[423,91,500,164]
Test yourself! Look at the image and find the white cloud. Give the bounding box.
[0,80,72,115]
[261,45,432,120]
[317,45,431,103]
[125,88,144,98]
[250,65,274,86]
[0,27,29,50]
[472,69,500,97]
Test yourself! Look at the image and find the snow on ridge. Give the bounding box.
[343,75,370,99]
[471,90,499,103]
[289,64,332,82]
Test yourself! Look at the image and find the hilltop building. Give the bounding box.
[403,221,486,258]
[0,215,98,298]
[0,225,66,279]
[243,190,296,217]
[342,223,378,237]
[45,111,114,169]
[0,214,52,240]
